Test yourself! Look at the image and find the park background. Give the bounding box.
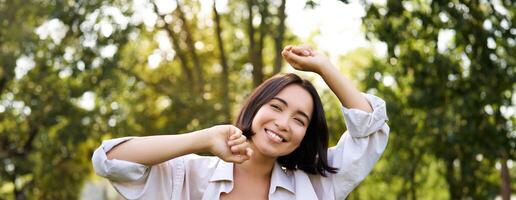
[1,0,514,199]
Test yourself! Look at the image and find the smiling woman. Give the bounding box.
[91,45,390,200]
[236,74,337,176]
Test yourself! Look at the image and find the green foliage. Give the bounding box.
[352,0,515,199]
[0,0,298,199]
[1,0,513,199]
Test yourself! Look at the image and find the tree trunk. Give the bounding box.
[167,24,195,90]
[213,1,231,123]
[151,2,195,90]
[13,172,25,200]
[247,0,261,87]
[11,153,26,200]
[500,151,511,200]
[273,0,286,74]
[0,76,7,95]
[22,123,39,153]
[445,156,461,199]
[254,0,268,85]
[176,0,204,94]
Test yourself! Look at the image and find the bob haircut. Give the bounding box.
[235,73,338,176]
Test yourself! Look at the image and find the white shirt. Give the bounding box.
[92,93,390,200]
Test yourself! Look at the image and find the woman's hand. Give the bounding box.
[281,45,334,74]
[206,125,253,164]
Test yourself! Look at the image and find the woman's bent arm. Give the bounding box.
[106,125,252,166]
[106,130,211,166]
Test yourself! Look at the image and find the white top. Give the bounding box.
[92,93,390,200]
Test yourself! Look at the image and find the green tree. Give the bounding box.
[359,0,515,199]
[0,0,301,199]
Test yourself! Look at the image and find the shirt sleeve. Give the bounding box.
[91,137,175,200]
[327,93,390,199]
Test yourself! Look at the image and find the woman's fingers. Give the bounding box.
[283,50,308,68]
[289,45,313,56]
[225,146,253,164]
[283,45,312,56]
[209,125,253,164]
[227,129,250,155]
[230,142,250,155]
[227,134,246,146]
[229,127,242,140]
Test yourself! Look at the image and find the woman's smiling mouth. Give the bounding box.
[265,128,287,143]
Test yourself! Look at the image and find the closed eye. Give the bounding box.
[270,104,282,111]
[294,118,306,126]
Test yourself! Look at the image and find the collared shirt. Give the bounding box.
[92,93,390,200]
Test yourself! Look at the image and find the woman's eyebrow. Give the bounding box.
[271,97,310,121]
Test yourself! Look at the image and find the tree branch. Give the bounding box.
[213,1,231,123]
[273,0,286,74]
[176,0,204,94]
[151,2,195,89]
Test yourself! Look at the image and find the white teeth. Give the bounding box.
[266,129,284,143]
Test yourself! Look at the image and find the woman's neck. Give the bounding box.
[235,142,276,179]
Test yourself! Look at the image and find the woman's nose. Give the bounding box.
[274,114,289,131]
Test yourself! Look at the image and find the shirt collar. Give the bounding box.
[209,159,234,182]
[269,162,295,194]
[208,160,295,194]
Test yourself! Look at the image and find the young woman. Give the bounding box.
[92,45,389,200]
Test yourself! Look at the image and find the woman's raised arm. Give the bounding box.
[281,45,372,113]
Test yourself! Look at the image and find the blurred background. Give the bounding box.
[1,0,514,199]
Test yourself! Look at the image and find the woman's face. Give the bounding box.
[251,84,314,158]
